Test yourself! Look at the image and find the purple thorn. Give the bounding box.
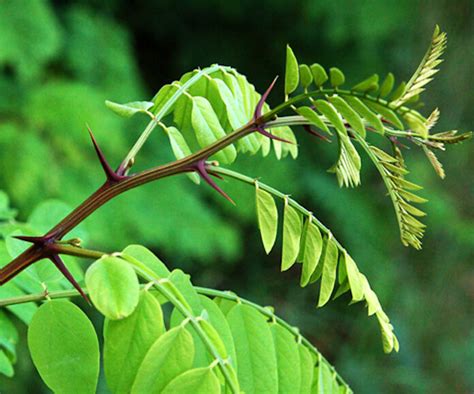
[252,76,294,145]
[206,170,225,181]
[194,160,235,205]
[254,76,279,120]
[13,235,48,244]
[303,125,331,142]
[257,126,294,144]
[87,126,126,183]
[50,254,90,304]
[389,136,409,149]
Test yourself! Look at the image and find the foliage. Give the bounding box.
[0,1,474,392]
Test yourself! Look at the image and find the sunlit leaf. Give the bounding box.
[256,186,279,254]
[132,326,194,393]
[85,255,140,320]
[27,301,99,394]
[281,203,303,271]
[227,304,278,393]
[104,290,165,393]
[162,367,221,394]
[300,221,323,287]
[285,45,299,96]
[270,323,301,393]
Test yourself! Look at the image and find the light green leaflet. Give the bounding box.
[364,100,404,129]
[122,244,171,278]
[285,45,299,96]
[226,304,278,394]
[161,367,221,394]
[300,221,323,287]
[105,100,154,118]
[296,106,330,134]
[27,300,99,394]
[329,67,345,87]
[296,218,310,263]
[255,185,278,254]
[317,237,339,307]
[314,357,335,393]
[351,74,379,93]
[198,319,228,359]
[198,295,237,368]
[152,83,180,117]
[298,345,314,394]
[310,64,328,87]
[281,202,303,271]
[132,326,194,393]
[328,95,366,138]
[342,96,384,133]
[299,64,313,89]
[344,252,364,302]
[270,323,301,393]
[169,270,212,368]
[85,255,140,320]
[104,290,165,393]
[163,125,200,184]
[379,73,395,97]
[314,100,346,134]
[191,96,237,164]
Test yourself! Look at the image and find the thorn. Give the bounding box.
[257,126,294,144]
[252,76,294,144]
[303,125,331,142]
[13,235,46,244]
[389,136,409,149]
[254,76,279,120]
[50,254,90,304]
[87,126,126,183]
[194,160,235,205]
[206,170,225,181]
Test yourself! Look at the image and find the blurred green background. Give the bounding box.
[0,0,472,392]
